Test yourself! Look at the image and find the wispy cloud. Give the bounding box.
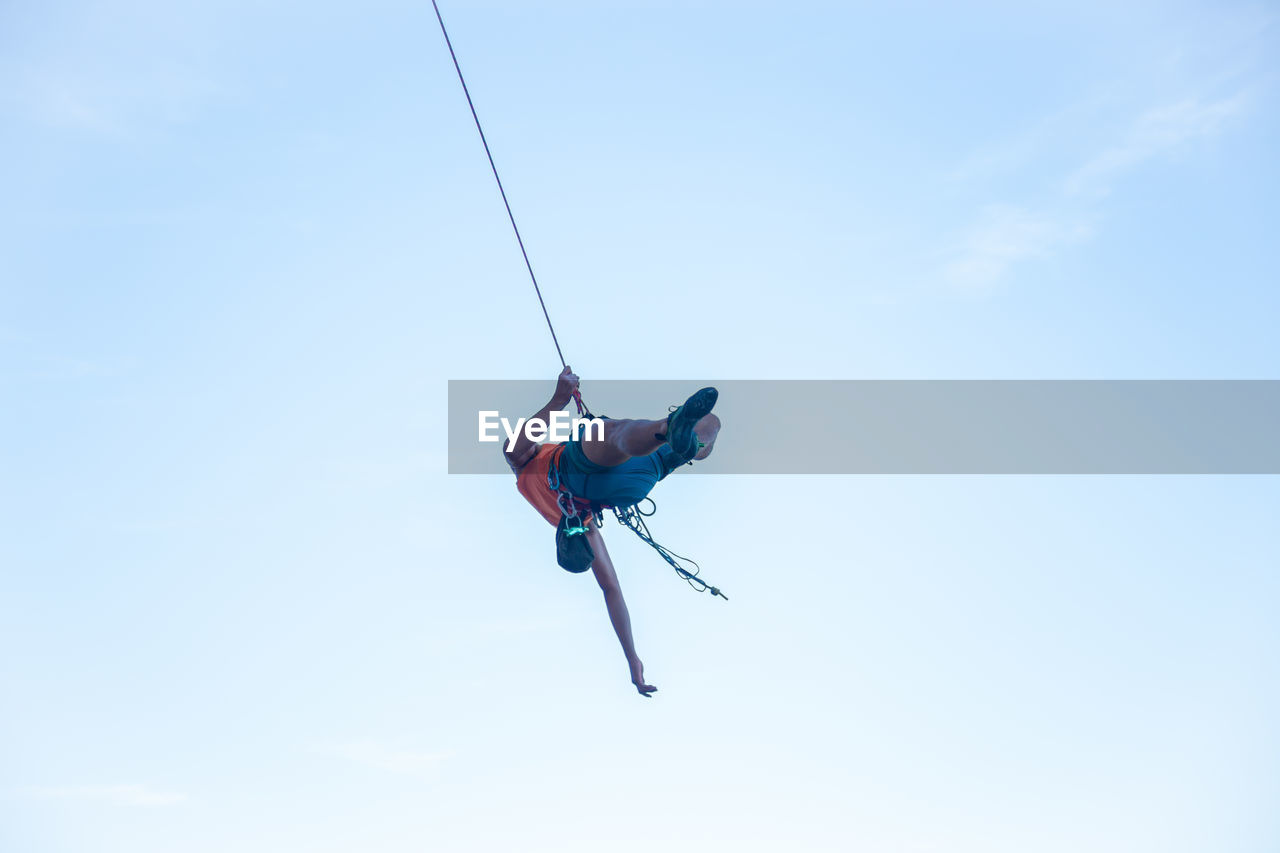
[22,784,187,807]
[11,65,224,138]
[1065,93,1250,197]
[943,206,1092,291]
[313,740,449,775]
[0,347,126,382]
[0,5,229,139]
[947,95,1111,186]
[939,5,1269,291]
[944,90,1250,290]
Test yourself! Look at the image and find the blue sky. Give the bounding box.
[2,1,1278,851]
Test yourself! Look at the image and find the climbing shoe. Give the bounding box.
[661,386,718,462]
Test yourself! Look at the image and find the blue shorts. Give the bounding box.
[557,438,685,508]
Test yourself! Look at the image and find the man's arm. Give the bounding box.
[586,526,657,697]
[504,366,579,471]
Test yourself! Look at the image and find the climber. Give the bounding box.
[504,367,720,697]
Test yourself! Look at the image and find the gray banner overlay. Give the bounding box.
[448,380,1280,474]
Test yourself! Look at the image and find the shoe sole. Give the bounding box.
[666,387,718,459]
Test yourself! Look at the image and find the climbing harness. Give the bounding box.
[432,3,723,598]
[546,450,728,599]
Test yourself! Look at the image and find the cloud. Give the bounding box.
[943,89,1248,290]
[314,740,449,775]
[1065,93,1250,197]
[23,784,188,807]
[0,345,124,382]
[937,3,1268,292]
[944,206,1092,290]
[946,95,1109,185]
[0,5,229,138]
[12,65,224,137]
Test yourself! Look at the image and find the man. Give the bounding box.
[504,367,720,697]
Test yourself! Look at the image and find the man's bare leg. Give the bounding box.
[579,418,667,467]
[580,413,721,468]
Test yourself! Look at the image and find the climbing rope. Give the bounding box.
[431,1,593,417]
[430,0,570,369]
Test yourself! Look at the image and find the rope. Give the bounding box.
[430,0,568,368]
[614,500,729,600]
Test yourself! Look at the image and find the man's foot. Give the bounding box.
[661,387,718,461]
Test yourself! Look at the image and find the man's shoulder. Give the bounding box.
[508,441,566,477]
